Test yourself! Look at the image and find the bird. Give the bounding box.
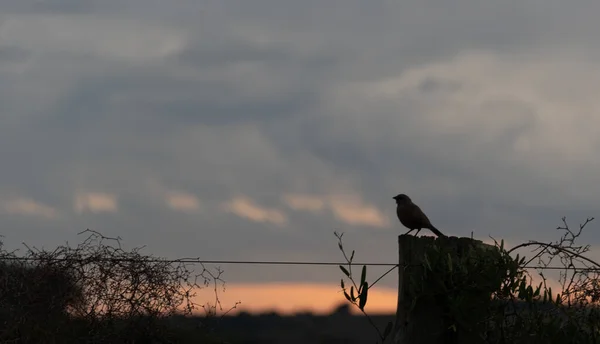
[393,194,445,237]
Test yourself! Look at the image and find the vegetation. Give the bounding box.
[0,229,235,343]
[336,217,600,344]
[3,217,600,343]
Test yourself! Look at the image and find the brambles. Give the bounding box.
[0,229,235,343]
[492,217,600,344]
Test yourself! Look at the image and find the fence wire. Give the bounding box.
[0,255,596,271]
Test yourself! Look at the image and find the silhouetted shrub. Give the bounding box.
[0,230,231,343]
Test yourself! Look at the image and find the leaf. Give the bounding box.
[350,286,356,301]
[350,250,355,262]
[546,287,553,303]
[359,282,368,310]
[542,290,547,303]
[343,290,352,302]
[340,279,345,289]
[339,266,350,277]
[360,265,367,287]
[383,321,393,338]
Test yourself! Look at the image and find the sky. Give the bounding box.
[1,0,600,314]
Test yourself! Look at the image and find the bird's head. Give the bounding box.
[393,194,411,204]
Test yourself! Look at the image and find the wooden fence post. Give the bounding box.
[393,235,499,344]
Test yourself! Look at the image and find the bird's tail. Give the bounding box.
[428,225,446,237]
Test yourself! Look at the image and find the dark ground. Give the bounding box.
[191,304,395,344]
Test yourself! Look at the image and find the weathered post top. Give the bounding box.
[393,235,499,344]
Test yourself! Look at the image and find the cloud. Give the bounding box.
[283,193,389,228]
[282,194,325,212]
[328,195,390,228]
[165,191,201,212]
[0,14,186,61]
[2,0,600,290]
[2,198,58,218]
[74,192,117,213]
[222,196,287,225]
[323,50,600,209]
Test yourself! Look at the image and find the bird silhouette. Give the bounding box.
[393,194,445,237]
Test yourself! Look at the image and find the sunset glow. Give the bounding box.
[192,282,398,315]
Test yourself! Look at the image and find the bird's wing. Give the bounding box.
[411,204,432,226]
[411,203,445,236]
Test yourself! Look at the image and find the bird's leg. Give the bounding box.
[404,229,415,235]
[415,228,422,236]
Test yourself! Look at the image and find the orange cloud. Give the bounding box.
[282,194,326,212]
[192,282,397,315]
[282,193,389,228]
[2,198,58,218]
[166,191,201,212]
[74,192,117,213]
[328,197,389,228]
[222,196,287,225]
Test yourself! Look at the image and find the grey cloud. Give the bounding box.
[30,0,95,14]
[0,46,30,63]
[0,0,129,15]
[1,0,600,287]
